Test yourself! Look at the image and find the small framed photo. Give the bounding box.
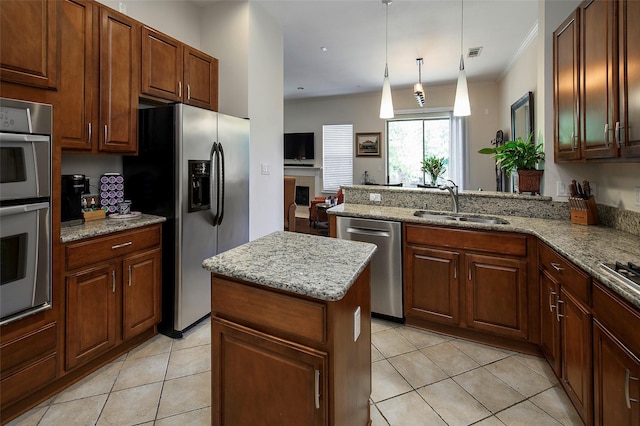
[355,133,381,157]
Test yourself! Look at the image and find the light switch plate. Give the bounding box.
[261,163,270,175]
[556,181,568,197]
[353,306,361,342]
[369,193,381,202]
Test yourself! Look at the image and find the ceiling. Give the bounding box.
[195,0,539,101]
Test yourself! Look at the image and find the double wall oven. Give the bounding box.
[0,98,52,326]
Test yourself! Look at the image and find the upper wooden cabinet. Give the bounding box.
[141,26,218,111]
[0,0,57,90]
[554,0,640,162]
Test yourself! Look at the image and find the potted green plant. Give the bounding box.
[478,132,545,194]
[421,155,447,186]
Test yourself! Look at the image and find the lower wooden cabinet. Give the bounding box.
[404,224,533,345]
[64,225,161,370]
[592,281,640,425]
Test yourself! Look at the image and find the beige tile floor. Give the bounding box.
[9,317,583,425]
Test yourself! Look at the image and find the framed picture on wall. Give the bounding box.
[355,133,381,157]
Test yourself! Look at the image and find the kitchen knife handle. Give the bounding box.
[625,369,639,409]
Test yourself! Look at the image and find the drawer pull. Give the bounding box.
[112,241,133,250]
[112,270,116,293]
[104,125,108,142]
[453,259,457,279]
[549,290,556,312]
[88,122,92,143]
[314,369,320,409]
[626,369,639,409]
[128,265,132,286]
[555,297,564,322]
[550,262,564,272]
[178,81,182,97]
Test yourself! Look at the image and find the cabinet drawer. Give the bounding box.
[405,224,527,257]
[211,277,327,345]
[592,281,640,355]
[538,242,590,304]
[65,225,161,271]
[0,354,57,408]
[0,322,57,376]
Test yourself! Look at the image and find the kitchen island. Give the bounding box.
[203,231,377,426]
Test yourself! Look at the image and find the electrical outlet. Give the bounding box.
[369,193,381,202]
[353,306,361,342]
[556,181,568,197]
[635,187,640,206]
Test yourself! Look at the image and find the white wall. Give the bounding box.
[284,81,501,195]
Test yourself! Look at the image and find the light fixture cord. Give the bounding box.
[459,0,465,71]
[385,1,389,76]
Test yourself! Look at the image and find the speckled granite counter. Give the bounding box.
[328,203,640,310]
[202,231,377,301]
[60,214,166,243]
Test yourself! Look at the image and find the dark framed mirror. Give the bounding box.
[511,91,534,141]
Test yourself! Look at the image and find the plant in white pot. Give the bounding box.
[421,155,447,186]
[478,132,545,194]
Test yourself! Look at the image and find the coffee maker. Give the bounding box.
[61,174,87,226]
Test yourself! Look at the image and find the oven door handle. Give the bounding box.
[0,202,49,216]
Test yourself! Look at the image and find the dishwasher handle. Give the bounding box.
[346,227,391,238]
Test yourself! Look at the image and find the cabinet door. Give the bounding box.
[122,248,161,340]
[184,46,218,111]
[554,10,582,161]
[466,254,528,340]
[581,0,617,159]
[65,263,117,370]
[0,0,57,89]
[212,319,327,426]
[593,320,640,425]
[404,246,460,325]
[559,287,593,424]
[99,7,139,154]
[540,270,561,376]
[55,0,97,151]
[618,0,640,157]
[141,26,183,103]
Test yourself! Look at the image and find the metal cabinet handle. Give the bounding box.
[112,270,116,293]
[550,262,564,272]
[604,123,610,146]
[616,122,623,147]
[549,290,556,312]
[555,296,564,322]
[88,123,92,143]
[314,370,320,409]
[571,132,577,150]
[187,84,191,100]
[178,81,182,97]
[128,265,132,286]
[104,125,108,142]
[468,264,472,281]
[626,369,639,409]
[453,259,457,279]
[112,241,133,250]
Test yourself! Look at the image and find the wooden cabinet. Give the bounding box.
[64,225,161,370]
[210,265,371,425]
[0,0,57,89]
[404,224,534,346]
[592,281,640,425]
[98,7,139,154]
[617,0,640,157]
[554,0,640,161]
[538,242,592,425]
[554,10,582,161]
[141,26,218,111]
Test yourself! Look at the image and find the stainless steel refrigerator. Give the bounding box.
[124,104,249,338]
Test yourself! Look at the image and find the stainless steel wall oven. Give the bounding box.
[0,98,52,326]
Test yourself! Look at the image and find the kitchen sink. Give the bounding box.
[413,210,509,225]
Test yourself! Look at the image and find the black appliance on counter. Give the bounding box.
[61,174,87,226]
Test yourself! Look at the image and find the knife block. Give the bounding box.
[569,196,599,225]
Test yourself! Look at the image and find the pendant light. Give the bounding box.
[414,58,425,107]
[453,0,471,116]
[379,0,394,119]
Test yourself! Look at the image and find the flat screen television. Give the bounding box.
[284,132,315,160]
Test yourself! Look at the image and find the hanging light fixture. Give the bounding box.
[379,0,394,119]
[453,0,471,116]
[414,58,425,107]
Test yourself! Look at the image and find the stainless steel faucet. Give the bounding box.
[439,179,459,213]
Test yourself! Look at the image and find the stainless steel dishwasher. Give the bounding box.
[336,216,403,321]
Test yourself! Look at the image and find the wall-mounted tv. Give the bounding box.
[284,132,315,160]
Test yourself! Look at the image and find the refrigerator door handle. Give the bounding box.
[209,142,220,225]
[217,142,225,225]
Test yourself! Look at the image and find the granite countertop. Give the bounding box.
[328,203,640,310]
[202,231,377,301]
[60,214,166,243]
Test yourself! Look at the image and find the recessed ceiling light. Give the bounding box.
[321,47,328,52]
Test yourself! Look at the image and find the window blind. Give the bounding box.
[322,124,353,193]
